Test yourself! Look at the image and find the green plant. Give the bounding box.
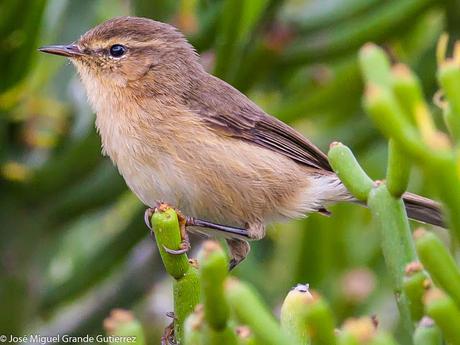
[140,38,460,344]
[3,0,460,342]
[145,202,460,345]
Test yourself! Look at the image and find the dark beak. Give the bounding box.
[38,44,84,58]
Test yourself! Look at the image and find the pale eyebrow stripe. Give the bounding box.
[81,38,164,50]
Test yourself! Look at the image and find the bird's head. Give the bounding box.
[39,16,202,98]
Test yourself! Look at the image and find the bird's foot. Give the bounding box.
[162,240,191,255]
[174,208,189,241]
[226,238,251,270]
[144,203,191,255]
[144,207,155,231]
[161,312,176,345]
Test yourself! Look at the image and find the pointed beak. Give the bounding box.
[38,44,84,58]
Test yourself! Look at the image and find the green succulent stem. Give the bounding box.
[303,294,337,345]
[328,138,416,340]
[149,206,200,343]
[225,278,292,345]
[390,63,424,124]
[359,42,392,87]
[438,61,460,142]
[104,310,146,345]
[359,44,460,243]
[150,207,190,279]
[403,263,430,322]
[442,106,460,143]
[198,240,237,345]
[363,83,425,160]
[198,241,231,330]
[367,183,416,338]
[386,139,411,198]
[328,142,373,201]
[184,307,205,345]
[280,284,312,345]
[413,317,442,345]
[414,229,460,308]
[173,267,201,343]
[425,289,460,345]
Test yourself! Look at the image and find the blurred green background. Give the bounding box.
[0,0,457,342]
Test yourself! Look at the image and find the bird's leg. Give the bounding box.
[144,203,252,260]
[185,217,250,238]
[161,312,176,345]
[144,203,191,255]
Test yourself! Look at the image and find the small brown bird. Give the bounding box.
[40,16,443,267]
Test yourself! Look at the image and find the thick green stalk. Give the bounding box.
[150,206,190,279]
[363,84,425,160]
[359,45,460,241]
[225,278,292,345]
[363,81,460,241]
[414,229,460,308]
[403,262,430,322]
[198,240,237,345]
[391,63,424,124]
[359,43,392,87]
[413,317,442,345]
[367,183,416,339]
[442,106,460,143]
[425,288,460,345]
[150,206,200,343]
[174,267,201,343]
[327,142,373,201]
[198,241,231,330]
[280,284,313,345]
[425,160,460,241]
[328,138,415,339]
[386,139,411,198]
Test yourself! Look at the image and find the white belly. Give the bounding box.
[115,152,198,213]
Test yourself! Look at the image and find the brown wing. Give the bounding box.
[186,74,332,171]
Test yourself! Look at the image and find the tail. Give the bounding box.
[313,174,444,227]
[403,192,444,228]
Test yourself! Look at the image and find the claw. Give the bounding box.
[163,240,190,255]
[144,208,155,231]
[166,311,176,319]
[229,258,238,271]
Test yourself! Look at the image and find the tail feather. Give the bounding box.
[403,192,444,228]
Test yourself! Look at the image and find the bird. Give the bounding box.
[39,16,444,268]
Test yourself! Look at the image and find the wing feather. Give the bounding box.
[186,75,332,171]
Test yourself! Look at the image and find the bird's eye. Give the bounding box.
[109,44,126,58]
